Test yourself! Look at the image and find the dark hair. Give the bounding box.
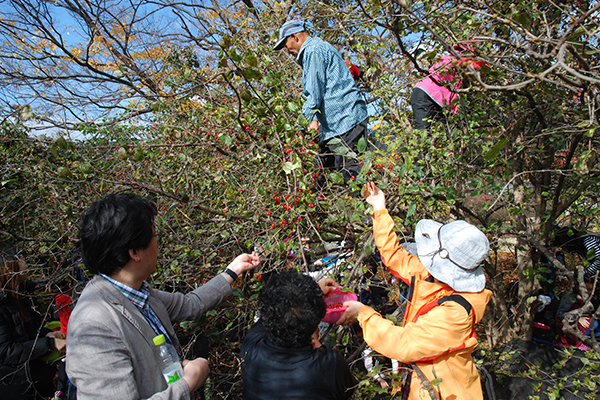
[79,193,157,275]
[258,270,326,348]
[0,248,32,321]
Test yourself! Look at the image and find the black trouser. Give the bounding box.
[410,88,444,130]
[318,118,368,183]
[56,360,78,400]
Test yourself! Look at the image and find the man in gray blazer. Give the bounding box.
[66,193,260,399]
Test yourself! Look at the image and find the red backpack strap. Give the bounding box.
[410,294,476,363]
[410,298,442,322]
[411,294,473,323]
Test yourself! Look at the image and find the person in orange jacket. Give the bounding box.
[338,182,492,399]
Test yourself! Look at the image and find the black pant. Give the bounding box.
[410,88,444,130]
[56,360,77,400]
[318,119,368,183]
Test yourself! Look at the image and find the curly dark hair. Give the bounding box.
[258,270,326,348]
[79,193,157,276]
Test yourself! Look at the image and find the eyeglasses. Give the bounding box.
[152,227,161,243]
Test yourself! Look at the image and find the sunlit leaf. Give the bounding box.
[21,105,33,120]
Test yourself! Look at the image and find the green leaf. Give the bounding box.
[134,146,145,161]
[228,49,241,62]
[264,71,275,85]
[220,135,232,146]
[245,51,258,68]
[240,89,252,101]
[360,159,372,175]
[586,125,599,138]
[526,295,537,305]
[484,136,508,163]
[586,248,596,261]
[329,171,344,184]
[430,378,443,387]
[287,101,299,113]
[21,105,33,121]
[78,162,93,174]
[118,147,128,160]
[407,202,417,217]
[512,11,532,30]
[357,137,367,153]
[575,150,592,174]
[243,67,263,81]
[58,167,72,180]
[44,321,61,330]
[57,136,70,151]
[333,146,348,155]
[342,332,350,346]
[220,36,232,49]
[282,159,301,174]
[567,26,586,42]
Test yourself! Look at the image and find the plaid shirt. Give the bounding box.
[99,274,173,347]
[297,36,367,141]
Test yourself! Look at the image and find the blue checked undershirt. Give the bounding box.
[100,273,173,346]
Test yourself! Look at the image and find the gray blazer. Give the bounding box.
[66,274,232,400]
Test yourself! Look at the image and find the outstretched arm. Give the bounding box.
[364,182,426,284]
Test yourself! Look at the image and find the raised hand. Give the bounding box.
[318,278,337,296]
[364,182,386,212]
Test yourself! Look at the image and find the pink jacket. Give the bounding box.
[415,54,485,114]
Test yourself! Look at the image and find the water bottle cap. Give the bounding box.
[153,334,166,346]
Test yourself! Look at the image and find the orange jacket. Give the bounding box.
[358,209,492,400]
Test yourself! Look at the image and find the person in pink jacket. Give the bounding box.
[411,45,486,130]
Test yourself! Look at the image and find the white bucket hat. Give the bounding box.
[415,219,489,292]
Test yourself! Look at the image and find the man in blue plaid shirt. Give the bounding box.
[274,20,368,184]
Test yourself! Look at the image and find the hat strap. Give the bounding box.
[436,227,480,272]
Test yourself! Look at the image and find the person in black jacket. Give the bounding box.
[241,270,355,400]
[0,249,66,399]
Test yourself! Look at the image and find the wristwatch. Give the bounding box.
[223,268,238,281]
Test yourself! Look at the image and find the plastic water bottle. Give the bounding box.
[153,334,184,385]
